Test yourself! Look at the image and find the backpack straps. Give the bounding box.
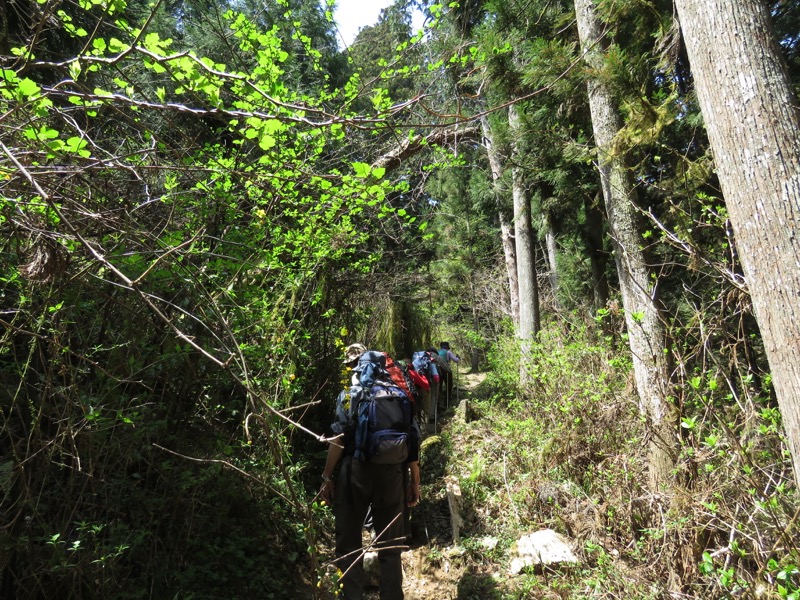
[353,398,370,461]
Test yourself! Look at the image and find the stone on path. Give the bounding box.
[454,399,475,423]
[445,476,464,543]
[508,529,579,574]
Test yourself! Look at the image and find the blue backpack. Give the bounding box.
[412,351,433,379]
[351,382,413,464]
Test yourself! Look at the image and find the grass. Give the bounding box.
[407,322,800,599]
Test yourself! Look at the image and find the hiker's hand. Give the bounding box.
[406,479,420,507]
[320,479,335,504]
[406,460,421,507]
[407,461,420,507]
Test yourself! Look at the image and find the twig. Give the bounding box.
[152,443,294,505]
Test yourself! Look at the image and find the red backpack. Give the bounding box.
[405,366,429,392]
[381,352,417,404]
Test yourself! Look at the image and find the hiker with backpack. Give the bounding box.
[320,343,421,600]
[399,357,428,406]
[428,347,450,410]
[438,342,460,406]
[411,350,439,425]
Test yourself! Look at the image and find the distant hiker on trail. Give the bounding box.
[439,341,460,366]
[438,342,460,405]
[412,350,439,424]
[320,343,421,600]
[428,347,450,409]
[398,357,427,408]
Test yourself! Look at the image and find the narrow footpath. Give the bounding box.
[399,370,488,600]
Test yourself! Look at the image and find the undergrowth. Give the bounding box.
[431,321,799,599]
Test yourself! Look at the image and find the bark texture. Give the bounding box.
[574,0,676,490]
[509,104,540,385]
[482,114,520,328]
[674,0,800,486]
[545,216,561,309]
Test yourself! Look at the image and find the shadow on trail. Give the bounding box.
[409,429,452,548]
[456,566,502,599]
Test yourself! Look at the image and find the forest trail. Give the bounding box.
[399,369,489,600]
[323,369,490,600]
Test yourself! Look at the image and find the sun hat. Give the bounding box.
[342,343,367,365]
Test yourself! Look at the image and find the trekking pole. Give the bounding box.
[456,362,459,405]
[433,386,438,434]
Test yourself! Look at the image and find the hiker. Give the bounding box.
[320,343,421,600]
[399,357,429,420]
[428,347,450,410]
[396,357,426,407]
[412,350,439,424]
[438,342,460,405]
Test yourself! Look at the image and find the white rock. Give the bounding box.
[480,536,499,550]
[508,529,579,574]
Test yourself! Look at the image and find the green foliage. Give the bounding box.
[433,324,647,596]
[4,0,800,598]
[0,0,426,597]
[431,315,798,598]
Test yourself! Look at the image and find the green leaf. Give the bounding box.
[68,60,82,80]
[108,38,129,53]
[352,162,370,178]
[0,69,19,84]
[23,126,59,143]
[65,136,91,158]
[262,119,283,134]
[259,134,276,150]
[18,78,41,98]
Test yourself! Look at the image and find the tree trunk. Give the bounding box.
[574,0,676,491]
[584,193,609,310]
[545,215,561,309]
[481,114,520,328]
[674,0,800,487]
[509,104,540,384]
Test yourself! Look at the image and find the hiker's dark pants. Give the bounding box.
[440,369,452,406]
[335,456,405,600]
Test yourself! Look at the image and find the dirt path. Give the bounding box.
[399,370,487,600]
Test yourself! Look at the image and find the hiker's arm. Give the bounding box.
[406,461,420,507]
[320,434,344,504]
